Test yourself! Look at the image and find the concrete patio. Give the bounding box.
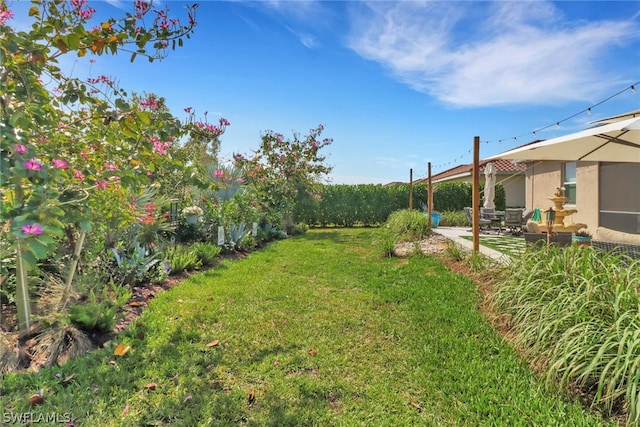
[433,226,519,264]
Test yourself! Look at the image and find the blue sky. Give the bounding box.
[12,0,640,184]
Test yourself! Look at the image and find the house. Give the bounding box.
[417,159,527,208]
[489,110,640,234]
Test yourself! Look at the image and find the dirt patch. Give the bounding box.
[392,233,450,257]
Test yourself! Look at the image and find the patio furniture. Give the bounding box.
[504,208,525,235]
[464,207,492,233]
[481,208,504,233]
[592,226,640,260]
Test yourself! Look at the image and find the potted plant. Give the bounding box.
[182,205,203,224]
[572,229,592,247]
[422,204,440,228]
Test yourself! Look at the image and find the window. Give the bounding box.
[563,162,576,204]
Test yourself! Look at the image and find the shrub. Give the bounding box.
[110,242,161,287]
[192,242,221,265]
[384,209,431,242]
[491,246,640,422]
[439,210,468,227]
[373,228,397,257]
[165,246,202,274]
[68,286,131,333]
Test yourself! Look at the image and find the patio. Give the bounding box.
[434,226,525,262]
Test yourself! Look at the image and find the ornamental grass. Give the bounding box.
[490,245,640,424]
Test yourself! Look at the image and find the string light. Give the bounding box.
[429,81,639,170]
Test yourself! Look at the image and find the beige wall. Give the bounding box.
[501,175,525,207]
[576,162,599,230]
[525,161,599,231]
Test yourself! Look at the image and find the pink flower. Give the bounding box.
[139,97,158,109]
[80,150,89,160]
[151,137,172,155]
[74,170,84,182]
[96,179,108,190]
[213,170,224,178]
[0,8,14,25]
[25,159,42,170]
[184,107,192,113]
[52,159,68,169]
[147,171,153,177]
[15,144,27,154]
[22,223,43,235]
[105,162,118,171]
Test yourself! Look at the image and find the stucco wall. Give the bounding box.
[501,175,526,207]
[576,162,599,230]
[525,161,599,231]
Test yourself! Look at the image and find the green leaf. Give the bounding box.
[115,98,130,112]
[67,33,80,50]
[130,52,137,62]
[79,221,93,232]
[136,111,151,125]
[49,206,66,217]
[28,6,39,16]
[34,234,55,245]
[20,250,37,271]
[27,240,49,260]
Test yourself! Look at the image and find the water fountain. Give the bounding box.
[544,187,586,233]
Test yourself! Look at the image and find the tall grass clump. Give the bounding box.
[384,209,431,242]
[439,210,468,227]
[490,245,640,424]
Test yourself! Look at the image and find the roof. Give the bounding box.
[414,159,526,184]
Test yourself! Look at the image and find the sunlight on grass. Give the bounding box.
[0,229,614,426]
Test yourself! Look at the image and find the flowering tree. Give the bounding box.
[238,125,333,229]
[0,0,226,332]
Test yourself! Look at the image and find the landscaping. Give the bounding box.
[0,229,616,426]
[2,2,640,426]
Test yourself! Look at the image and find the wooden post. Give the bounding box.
[409,168,413,209]
[472,136,480,254]
[428,162,433,218]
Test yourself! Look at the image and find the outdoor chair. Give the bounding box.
[481,207,503,233]
[522,209,535,224]
[464,207,492,233]
[504,208,524,235]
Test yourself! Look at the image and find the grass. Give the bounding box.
[0,229,615,426]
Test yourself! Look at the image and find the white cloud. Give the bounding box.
[347,1,639,107]
[286,26,319,49]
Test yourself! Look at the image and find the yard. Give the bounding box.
[0,228,614,426]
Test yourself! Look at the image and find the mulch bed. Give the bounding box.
[0,251,248,372]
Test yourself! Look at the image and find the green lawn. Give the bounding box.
[0,229,614,426]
